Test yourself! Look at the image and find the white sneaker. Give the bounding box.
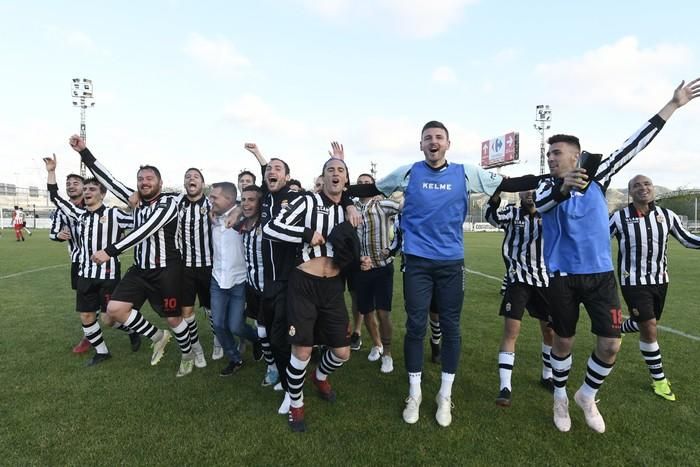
[574,389,605,433]
[278,392,291,415]
[553,396,571,432]
[368,346,383,362]
[435,394,454,427]
[176,356,194,378]
[273,382,283,392]
[402,394,422,424]
[150,330,171,366]
[193,344,207,369]
[212,342,223,361]
[380,355,394,373]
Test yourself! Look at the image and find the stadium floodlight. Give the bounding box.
[71,78,95,177]
[533,104,552,175]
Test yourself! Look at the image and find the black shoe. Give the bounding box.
[86,352,112,367]
[350,332,362,351]
[496,388,512,407]
[253,340,263,362]
[220,360,243,377]
[129,333,141,352]
[431,341,441,364]
[540,377,555,393]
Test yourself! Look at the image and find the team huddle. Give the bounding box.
[44,77,699,433]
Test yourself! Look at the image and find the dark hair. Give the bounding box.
[242,184,263,197]
[238,170,257,184]
[66,173,85,183]
[421,121,449,139]
[212,181,237,200]
[357,173,375,183]
[138,165,162,180]
[185,167,204,181]
[268,158,290,175]
[547,134,581,150]
[83,177,107,194]
[321,158,350,188]
[287,179,302,188]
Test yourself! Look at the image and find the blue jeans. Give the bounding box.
[403,254,464,374]
[210,278,258,362]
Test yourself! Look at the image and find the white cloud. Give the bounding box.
[184,33,251,76]
[432,66,457,83]
[44,27,105,55]
[534,36,693,112]
[223,94,307,138]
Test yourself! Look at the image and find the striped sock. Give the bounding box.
[287,355,310,409]
[315,349,346,381]
[580,352,615,399]
[640,341,665,381]
[430,318,442,344]
[551,352,572,399]
[171,320,193,355]
[498,352,515,390]
[124,309,158,340]
[83,320,109,354]
[257,325,274,366]
[621,318,640,334]
[111,322,134,334]
[184,315,200,346]
[542,343,553,379]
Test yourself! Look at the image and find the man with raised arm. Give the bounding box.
[69,135,196,377]
[534,78,700,433]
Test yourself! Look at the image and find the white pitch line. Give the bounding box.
[465,267,700,342]
[0,263,68,280]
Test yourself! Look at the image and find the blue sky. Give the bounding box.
[1,0,698,192]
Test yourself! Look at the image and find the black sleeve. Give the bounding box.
[497,174,543,193]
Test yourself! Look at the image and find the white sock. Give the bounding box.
[498,351,515,390]
[408,371,422,398]
[542,343,553,379]
[439,372,455,399]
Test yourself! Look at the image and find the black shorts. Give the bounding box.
[246,284,263,321]
[354,263,394,314]
[287,269,350,348]
[499,282,550,322]
[70,262,80,290]
[181,266,212,308]
[75,277,119,313]
[111,264,183,318]
[621,284,668,323]
[547,272,622,338]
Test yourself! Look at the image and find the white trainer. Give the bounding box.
[368,346,383,362]
[402,394,422,424]
[193,343,207,368]
[176,356,194,378]
[435,394,454,427]
[212,342,224,361]
[278,392,291,415]
[150,330,171,366]
[553,396,571,432]
[273,382,284,392]
[380,355,394,374]
[574,389,605,433]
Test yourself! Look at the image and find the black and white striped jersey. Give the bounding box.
[48,184,132,279]
[176,194,213,267]
[486,204,548,287]
[263,192,345,263]
[49,206,82,263]
[241,219,265,293]
[80,148,181,269]
[610,203,700,285]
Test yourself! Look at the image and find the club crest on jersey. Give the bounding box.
[288,325,296,337]
[99,216,107,223]
[200,207,207,215]
[281,200,289,208]
[656,214,663,223]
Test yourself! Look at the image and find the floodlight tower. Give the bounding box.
[71,78,95,177]
[534,104,552,175]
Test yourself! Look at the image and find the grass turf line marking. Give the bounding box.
[0,263,68,280]
[464,267,700,342]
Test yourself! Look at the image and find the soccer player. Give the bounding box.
[70,135,195,377]
[18,207,32,236]
[209,182,261,376]
[377,121,540,427]
[535,78,699,433]
[177,168,214,368]
[44,154,133,365]
[353,174,400,373]
[264,157,354,432]
[12,206,25,241]
[610,174,700,401]
[485,190,554,407]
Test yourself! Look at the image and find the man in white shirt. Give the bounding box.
[209,182,261,376]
